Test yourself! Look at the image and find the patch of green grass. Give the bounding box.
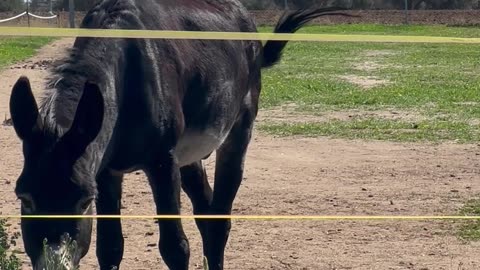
[261,40,480,113]
[259,24,480,37]
[458,199,480,241]
[0,37,55,69]
[259,118,480,143]
[256,24,480,142]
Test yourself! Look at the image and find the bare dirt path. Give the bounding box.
[1,39,480,270]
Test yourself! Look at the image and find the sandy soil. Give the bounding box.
[1,39,480,270]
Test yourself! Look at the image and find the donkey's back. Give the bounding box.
[76,0,260,169]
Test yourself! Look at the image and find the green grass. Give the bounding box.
[260,119,480,143]
[256,24,480,143]
[259,24,480,37]
[0,37,54,68]
[458,200,480,241]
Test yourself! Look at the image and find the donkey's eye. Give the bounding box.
[17,195,35,213]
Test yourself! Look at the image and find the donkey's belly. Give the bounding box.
[174,128,228,167]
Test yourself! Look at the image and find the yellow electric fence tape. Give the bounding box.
[1,27,480,43]
[0,215,479,220]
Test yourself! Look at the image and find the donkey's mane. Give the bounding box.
[37,0,137,136]
[35,45,111,190]
[39,45,108,135]
[33,0,137,189]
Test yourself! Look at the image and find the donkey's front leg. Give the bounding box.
[96,169,125,270]
[145,153,190,270]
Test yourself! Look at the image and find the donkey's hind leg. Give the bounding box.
[181,161,213,256]
[205,110,254,270]
[145,154,190,270]
[96,169,124,270]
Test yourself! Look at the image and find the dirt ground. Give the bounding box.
[1,39,480,270]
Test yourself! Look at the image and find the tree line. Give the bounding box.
[240,0,480,10]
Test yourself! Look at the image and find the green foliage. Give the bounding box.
[0,219,21,270]
[0,0,24,12]
[240,0,276,10]
[52,0,97,11]
[239,0,480,10]
[42,234,79,270]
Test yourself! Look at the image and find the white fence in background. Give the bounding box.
[0,11,57,24]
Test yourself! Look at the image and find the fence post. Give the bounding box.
[69,0,75,28]
[26,0,30,27]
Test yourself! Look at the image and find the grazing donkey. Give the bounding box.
[9,0,352,269]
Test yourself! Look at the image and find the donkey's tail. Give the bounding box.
[261,7,357,69]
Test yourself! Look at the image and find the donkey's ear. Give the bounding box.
[60,82,104,160]
[9,76,43,141]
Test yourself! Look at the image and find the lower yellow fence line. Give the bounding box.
[0,215,479,220]
[2,27,480,43]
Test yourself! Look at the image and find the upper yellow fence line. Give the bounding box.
[1,215,480,220]
[2,27,480,43]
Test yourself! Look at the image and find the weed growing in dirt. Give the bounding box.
[41,234,79,270]
[458,199,480,241]
[0,219,21,270]
[203,256,209,270]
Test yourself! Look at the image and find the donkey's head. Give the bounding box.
[9,76,104,270]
